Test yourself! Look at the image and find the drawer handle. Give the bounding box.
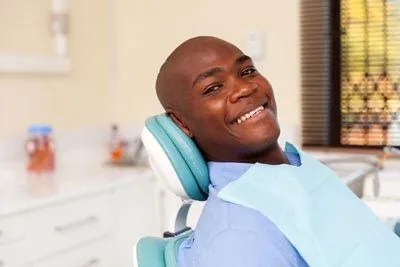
[80,258,100,267]
[55,216,99,233]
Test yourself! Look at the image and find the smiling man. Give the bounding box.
[156,36,307,266]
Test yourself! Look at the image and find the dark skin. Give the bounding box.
[156,36,289,165]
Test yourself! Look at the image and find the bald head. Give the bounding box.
[155,36,242,113]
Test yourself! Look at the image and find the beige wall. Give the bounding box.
[0,0,110,137]
[0,0,301,137]
[0,0,53,55]
[114,0,301,130]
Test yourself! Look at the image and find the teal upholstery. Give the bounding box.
[145,114,209,201]
[136,231,193,267]
[135,237,169,266]
[164,231,193,267]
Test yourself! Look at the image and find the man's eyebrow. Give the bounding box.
[191,55,252,88]
[235,55,252,65]
[192,67,224,88]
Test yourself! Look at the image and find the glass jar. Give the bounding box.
[25,125,55,174]
[110,124,125,163]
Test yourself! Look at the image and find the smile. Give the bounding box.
[234,105,265,125]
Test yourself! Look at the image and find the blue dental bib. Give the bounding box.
[218,143,400,267]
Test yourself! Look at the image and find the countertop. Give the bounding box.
[0,151,154,217]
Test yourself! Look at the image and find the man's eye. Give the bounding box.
[203,84,222,95]
[241,67,257,76]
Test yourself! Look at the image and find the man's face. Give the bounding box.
[176,42,280,162]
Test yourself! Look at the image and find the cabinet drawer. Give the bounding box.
[27,193,112,261]
[0,214,26,246]
[32,237,112,267]
[0,239,27,267]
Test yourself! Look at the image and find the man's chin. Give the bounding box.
[241,120,280,139]
[225,119,280,148]
[241,130,280,149]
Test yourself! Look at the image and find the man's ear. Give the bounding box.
[168,112,193,138]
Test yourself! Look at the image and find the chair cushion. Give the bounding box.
[135,237,169,267]
[155,115,209,195]
[143,114,209,201]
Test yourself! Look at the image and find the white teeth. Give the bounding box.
[235,105,265,124]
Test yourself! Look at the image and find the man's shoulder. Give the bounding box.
[194,191,289,245]
[178,193,305,267]
[199,191,280,231]
[192,223,302,267]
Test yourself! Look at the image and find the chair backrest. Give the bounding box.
[141,114,210,201]
[135,114,209,267]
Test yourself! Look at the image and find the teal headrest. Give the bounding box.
[141,114,209,201]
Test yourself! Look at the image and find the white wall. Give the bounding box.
[113,0,301,134]
[0,0,301,140]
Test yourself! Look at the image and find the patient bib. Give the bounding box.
[218,143,400,267]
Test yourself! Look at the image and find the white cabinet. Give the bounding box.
[113,174,159,267]
[0,238,28,267]
[0,213,28,267]
[0,170,160,267]
[0,213,26,246]
[27,193,113,262]
[31,237,112,267]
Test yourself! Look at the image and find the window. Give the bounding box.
[301,0,400,148]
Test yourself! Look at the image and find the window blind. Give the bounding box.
[301,0,333,146]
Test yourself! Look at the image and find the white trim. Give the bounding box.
[141,128,189,200]
[0,53,70,74]
[0,0,70,74]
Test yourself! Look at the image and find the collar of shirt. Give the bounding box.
[208,148,301,192]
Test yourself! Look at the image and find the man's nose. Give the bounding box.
[229,80,257,103]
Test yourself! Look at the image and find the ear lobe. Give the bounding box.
[168,112,194,138]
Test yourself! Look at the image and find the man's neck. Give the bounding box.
[246,142,289,165]
[222,142,290,165]
[204,142,290,165]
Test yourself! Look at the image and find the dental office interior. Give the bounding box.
[1,0,400,266]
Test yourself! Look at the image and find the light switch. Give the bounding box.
[245,31,264,60]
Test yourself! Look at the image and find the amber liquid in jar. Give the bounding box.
[26,125,55,174]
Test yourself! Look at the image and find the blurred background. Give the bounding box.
[0,0,399,266]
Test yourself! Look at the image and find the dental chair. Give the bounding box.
[134,114,209,267]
